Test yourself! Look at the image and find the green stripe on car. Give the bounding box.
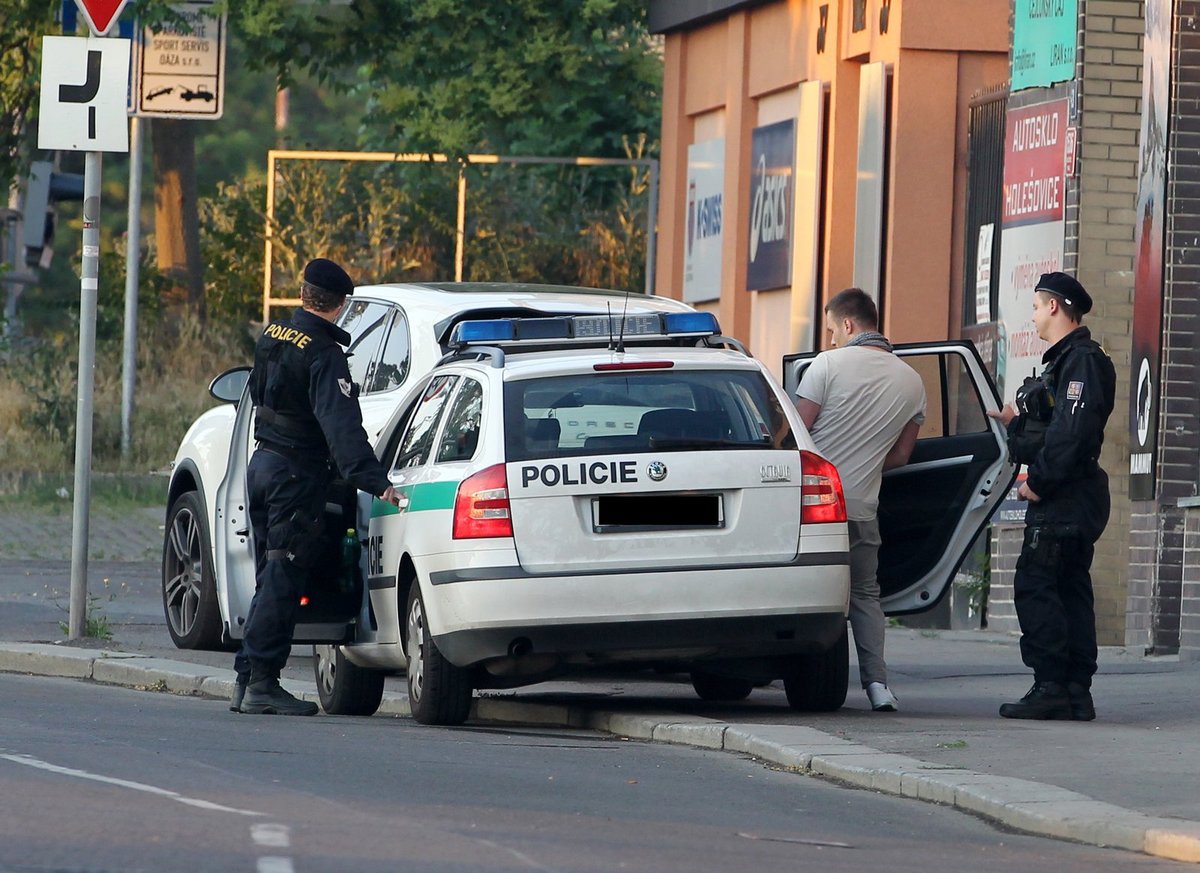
[372,480,460,518]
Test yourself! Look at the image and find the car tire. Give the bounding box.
[161,491,224,650]
[312,645,385,716]
[404,581,472,726]
[782,625,849,712]
[690,670,754,701]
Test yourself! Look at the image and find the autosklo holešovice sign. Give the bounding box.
[995,98,1068,403]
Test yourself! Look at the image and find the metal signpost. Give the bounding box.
[38,0,131,638]
[120,0,226,455]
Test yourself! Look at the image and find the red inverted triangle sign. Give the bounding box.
[75,0,130,36]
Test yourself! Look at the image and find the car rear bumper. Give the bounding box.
[435,611,848,666]
[425,563,850,666]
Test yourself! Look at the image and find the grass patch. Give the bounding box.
[57,592,114,641]
[0,313,253,480]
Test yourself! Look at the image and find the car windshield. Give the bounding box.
[503,369,797,461]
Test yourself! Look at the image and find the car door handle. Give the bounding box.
[395,494,410,509]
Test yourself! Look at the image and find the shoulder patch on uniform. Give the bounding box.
[338,378,352,397]
[1067,380,1083,400]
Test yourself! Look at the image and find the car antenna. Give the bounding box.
[616,291,630,353]
[607,301,616,351]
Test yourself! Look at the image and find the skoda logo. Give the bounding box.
[646,461,668,482]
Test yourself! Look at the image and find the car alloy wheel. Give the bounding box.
[161,491,223,649]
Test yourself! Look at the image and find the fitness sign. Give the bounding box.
[745,119,795,292]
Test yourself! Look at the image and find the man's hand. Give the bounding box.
[1017,480,1041,502]
[380,485,401,507]
[987,403,1017,427]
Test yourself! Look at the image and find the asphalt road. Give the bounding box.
[1,673,1192,873]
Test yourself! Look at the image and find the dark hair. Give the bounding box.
[300,281,345,313]
[825,287,878,330]
[1035,289,1084,323]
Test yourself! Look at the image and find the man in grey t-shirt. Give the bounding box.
[795,288,926,712]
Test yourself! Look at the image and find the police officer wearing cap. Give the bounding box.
[988,272,1115,721]
[233,258,400,716]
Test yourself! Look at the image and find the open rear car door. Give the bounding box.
[783,341,1017,614]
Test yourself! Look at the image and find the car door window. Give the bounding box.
[436,378,484,463]
[365,309,412,394]
[904,353,990,438]
[339,300,392,386]
[391,375,458,472]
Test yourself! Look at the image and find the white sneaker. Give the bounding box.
[866,682,898,712]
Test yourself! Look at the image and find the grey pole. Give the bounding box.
[68,151,102,639]
[121,115,143,458]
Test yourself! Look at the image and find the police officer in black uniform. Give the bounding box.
[988,272,1116,721]
[233,258,400,716]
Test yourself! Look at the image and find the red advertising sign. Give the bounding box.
[1001,99,1068,227]
[75,0,130,36]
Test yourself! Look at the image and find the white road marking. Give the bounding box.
[0,752,264,817]
[252,823,292,848]
[257,857,295,873]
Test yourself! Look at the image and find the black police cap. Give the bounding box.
[1035,271,1091,315]
[303,258,355,297]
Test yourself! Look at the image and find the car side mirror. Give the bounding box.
[209,366,251,404]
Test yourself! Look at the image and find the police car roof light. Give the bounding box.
[452,320,518,345]
[448,311,720,349]
[662,312,720,336]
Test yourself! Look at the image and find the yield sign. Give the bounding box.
[75,0,130,36]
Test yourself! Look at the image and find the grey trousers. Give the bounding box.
[848,517,887,688]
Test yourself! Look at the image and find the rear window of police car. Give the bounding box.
[503,370,797,461]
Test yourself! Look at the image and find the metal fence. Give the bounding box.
[261,150,659,323]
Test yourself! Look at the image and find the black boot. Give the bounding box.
[1066,682,1096,721]
[229,677,248,713]
[999,681,1072,720]
[241,676,318,716]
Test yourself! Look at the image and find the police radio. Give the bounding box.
[1008,375,1054,465]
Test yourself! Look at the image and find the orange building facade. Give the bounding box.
[651,0,1010,376]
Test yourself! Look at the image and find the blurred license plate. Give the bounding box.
[592,493,723,532]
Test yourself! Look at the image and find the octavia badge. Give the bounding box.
[647,461,668,482]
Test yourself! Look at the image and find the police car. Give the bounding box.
[162,284,699,655]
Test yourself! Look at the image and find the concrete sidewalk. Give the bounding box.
[1,546,1198,863]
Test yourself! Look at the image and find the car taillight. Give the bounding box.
[799,450,846,524]
[453,463,513,539]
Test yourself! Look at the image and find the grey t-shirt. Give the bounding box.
[796,346,926,521]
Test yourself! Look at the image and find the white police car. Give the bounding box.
[322,310,856,724]
[161,284,697,652]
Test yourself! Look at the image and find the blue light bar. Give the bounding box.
[448,310,721,348]
[451,320,517,345]
[663,312,721,335]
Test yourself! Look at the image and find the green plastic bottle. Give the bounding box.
[340,528,361,593]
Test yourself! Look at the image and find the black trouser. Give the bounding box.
[234,448,331,682]
[1013,470,1109,688]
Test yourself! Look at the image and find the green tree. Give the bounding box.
[0,1,58,193]
[226,0,662,159]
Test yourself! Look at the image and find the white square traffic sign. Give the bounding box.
[38,36,131,153]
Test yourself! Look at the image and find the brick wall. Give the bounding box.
[1127,4,1200,657]
[1184,508,1200,660]
[1075,0,1143,644]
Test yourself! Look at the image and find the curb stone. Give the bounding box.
[2,643,1198,864]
